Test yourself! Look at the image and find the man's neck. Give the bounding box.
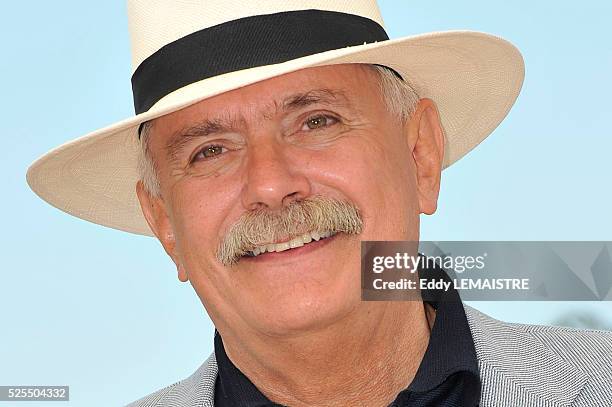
[218,301,434,407]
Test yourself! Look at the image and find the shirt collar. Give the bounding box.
[214,331,276,406]
[406,260,480,395]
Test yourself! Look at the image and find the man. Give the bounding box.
[26,1,611,406]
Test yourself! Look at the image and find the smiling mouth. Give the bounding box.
[244,230,338,258]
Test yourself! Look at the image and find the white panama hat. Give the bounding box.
[26,0,524,236]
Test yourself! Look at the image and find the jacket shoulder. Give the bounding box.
[464,305,612,406]
[474,307,612,372]
[464,304,612,356]
[125,354,217,407]
[514,318,612,405]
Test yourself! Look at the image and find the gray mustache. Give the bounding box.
[217,195,364,266]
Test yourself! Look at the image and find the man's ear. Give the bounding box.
[136,181,188,282]
[407,98,445,215]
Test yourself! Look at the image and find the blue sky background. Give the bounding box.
[1,1,611,406]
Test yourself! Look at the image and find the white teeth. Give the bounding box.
[249,230,336,257]
[289,237,304,249]
[275,242,291,252]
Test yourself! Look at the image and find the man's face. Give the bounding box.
[138,64,442,336]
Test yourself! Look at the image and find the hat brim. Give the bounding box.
[26,30,524,236]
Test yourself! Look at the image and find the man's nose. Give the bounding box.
[241,141,311,211]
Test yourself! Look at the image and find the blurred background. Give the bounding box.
[1,1,611,406]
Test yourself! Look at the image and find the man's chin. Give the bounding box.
[243,289,361,337]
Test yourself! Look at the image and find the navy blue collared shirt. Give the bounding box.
[214,262,481,406]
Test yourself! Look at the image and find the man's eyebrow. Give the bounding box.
[164,118,230,161]
[282,88,350,112]
[163,89,349,160]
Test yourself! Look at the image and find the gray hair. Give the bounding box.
[137,64,420,197]
[217,194,363,266]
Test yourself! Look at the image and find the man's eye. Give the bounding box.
[193,145,226,161]
[302,115,338,131]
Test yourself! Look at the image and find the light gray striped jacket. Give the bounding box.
[126,305,612,406]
